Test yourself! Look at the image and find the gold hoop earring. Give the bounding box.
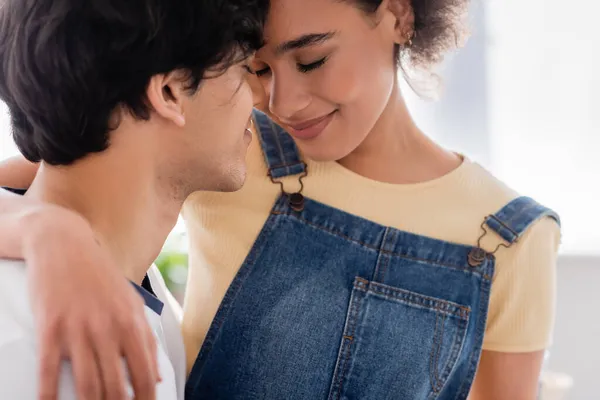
[405,31,415,46]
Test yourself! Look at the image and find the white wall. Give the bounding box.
[548,256,600,399]
[485,0,600,256]
[0,102,18,159]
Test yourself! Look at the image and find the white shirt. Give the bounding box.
[0,260,185,400]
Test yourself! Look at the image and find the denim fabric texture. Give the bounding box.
[185,110,560,400]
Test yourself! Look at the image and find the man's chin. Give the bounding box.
[213,168,247,193]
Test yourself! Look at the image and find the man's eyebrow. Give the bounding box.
[274,31,337,55]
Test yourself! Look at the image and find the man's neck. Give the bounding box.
[25,131,182,283]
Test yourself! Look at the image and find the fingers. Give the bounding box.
[146,324,161,383]
[121,313,158,400]
[37,304,156,400]
[27,227,160,400]
[37,320,62,400]
[70,330,102,400]
[91,325,129,400]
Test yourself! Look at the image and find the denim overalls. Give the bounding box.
[186,110,560,400]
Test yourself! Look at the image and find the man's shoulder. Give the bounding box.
[0,257,27,271]
[2,187,27,196]
[0,259,34,347]
[0,258,28,292]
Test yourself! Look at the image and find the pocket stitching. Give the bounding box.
[368,281,470,320]
[330,277,472,400]
[435,312,447,391]
[430,311,445,392]
[367,279,471,396]
[430,315,469,397]
[454,274,491,400]
[441,317,468,385]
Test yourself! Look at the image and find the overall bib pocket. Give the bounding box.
[329,277,470,400]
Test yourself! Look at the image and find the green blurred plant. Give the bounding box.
[154,220,188,302]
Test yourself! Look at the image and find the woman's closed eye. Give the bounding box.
[297,57,327,73]
[253,57,329,77]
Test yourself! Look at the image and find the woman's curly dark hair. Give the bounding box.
[348,0,469,76]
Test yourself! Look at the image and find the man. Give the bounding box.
[0,0,267,398]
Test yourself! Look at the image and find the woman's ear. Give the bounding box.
[386,0,415,45]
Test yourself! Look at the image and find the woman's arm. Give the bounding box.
[469,350,545,400]
[0,155,38,189]
[0,156,38,258]
[0,169,160,399]
[469,217,560,399]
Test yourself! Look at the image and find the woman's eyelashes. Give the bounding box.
[253,56,329,77]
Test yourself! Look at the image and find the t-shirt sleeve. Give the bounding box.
[0,337,82,400]
[0,338,41,399]
[0,336,140,400]
[482,217,561,352]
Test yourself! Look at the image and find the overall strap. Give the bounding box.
[482,196,561,249]
[252,109,306,179]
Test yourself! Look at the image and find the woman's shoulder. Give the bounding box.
[457,159,561,263]
[455,159,521,210]
[450,159,559,226]
[434,158,560,249]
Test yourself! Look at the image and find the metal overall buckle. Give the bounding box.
[468,215,518,267]
[269,162,308,212]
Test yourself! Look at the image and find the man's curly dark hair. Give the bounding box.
[0,0,269,165]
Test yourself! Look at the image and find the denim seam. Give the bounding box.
[430,311,444,393]
[363,281,470,319]
[355,279,472,398]
[432,317,469,398]
[331,277,366,400]
[268,161,305,170]
[271,210,489,276]
[503,201,536,227]
[255,115,271,166]
[486,214,519,242]
[268,119,288,168]
[371,228,391,283]
[435,313,447,391]
[379,229,396,283]
[454,268,489,400]
[186,213,280,396]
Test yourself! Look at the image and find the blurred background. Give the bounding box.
[0,0,598,398]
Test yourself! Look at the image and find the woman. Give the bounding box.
[0,0,560,398]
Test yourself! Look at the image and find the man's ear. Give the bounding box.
[146,71,187,127]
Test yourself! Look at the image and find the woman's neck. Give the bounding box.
[338,84,461,184]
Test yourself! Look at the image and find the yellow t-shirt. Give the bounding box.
[181,131,560,371]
